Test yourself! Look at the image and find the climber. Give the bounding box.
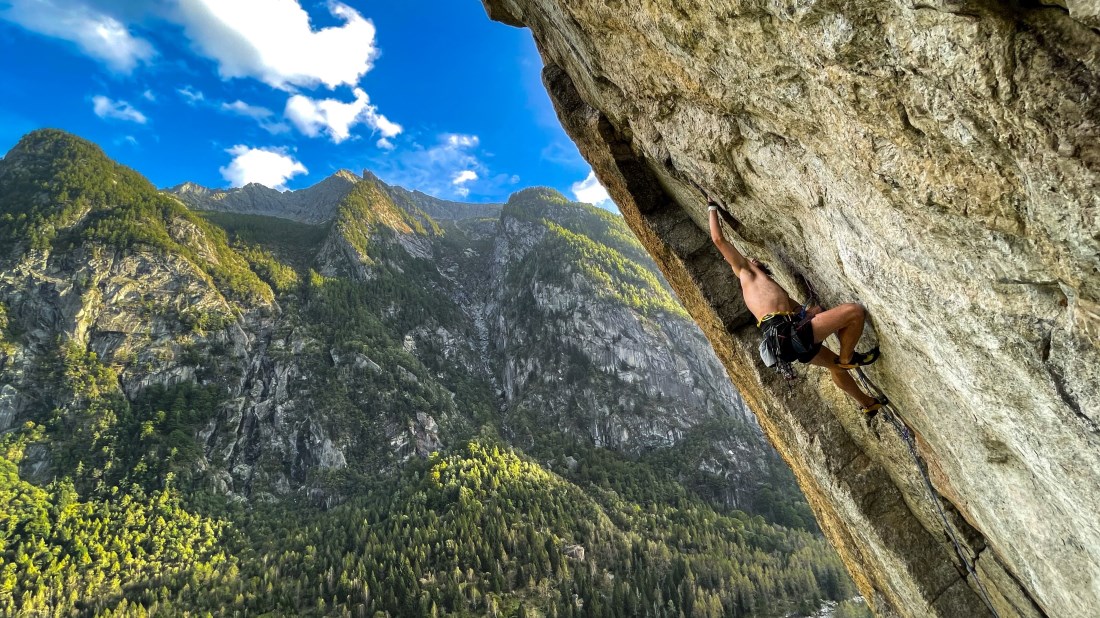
[706,198,885,415]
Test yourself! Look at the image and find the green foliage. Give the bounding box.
[0,134,856,617]
[335,179,436,262]
[0,335,854,618]
[300,266,494,438]
[501,187,686,318]
[178,307,235,333]
[0,302,12,355]
[504,187,652,266]
[642,420,819,531]
[0,446,232,617]
[0,129,271,305]
[543,219,688,318]
[0,428,850,616]
[41,343,223,491]
[200,210,329,273]
[237,244,300,294]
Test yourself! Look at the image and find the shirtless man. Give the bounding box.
[707,199,884,414]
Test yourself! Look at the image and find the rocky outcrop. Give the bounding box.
[482,1,1099,617]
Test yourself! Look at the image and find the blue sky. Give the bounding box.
[0,0,614,207]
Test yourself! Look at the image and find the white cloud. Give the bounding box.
[376,137,395,150]
[174,0,378,90]
[370,133,496,199]
[446,134,479,148]
[1,0,154,73]
[92,95,147,123]
[141,89,156,102]
[572,170,616,210]
[221,100,289,134]
[222,100,267,118]
[284,88,400,144]
[452,170,478,197]
[178,86,205,105]
[219,145,307,189]
[453,170,478,185]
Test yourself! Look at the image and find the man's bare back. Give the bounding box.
[738,261,795,321]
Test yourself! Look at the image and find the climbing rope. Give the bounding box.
[852,368,1003,618]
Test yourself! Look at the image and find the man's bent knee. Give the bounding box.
[841,303,866,322]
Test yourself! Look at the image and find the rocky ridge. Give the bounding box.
[481,1,1100,617]
[170,170,361,224]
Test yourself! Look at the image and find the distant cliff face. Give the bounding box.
[0,130,786,516]
[482,1,1100,617]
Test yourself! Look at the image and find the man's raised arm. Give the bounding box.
[708,199,750,277]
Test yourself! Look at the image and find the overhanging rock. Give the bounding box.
[481,1,1100,617]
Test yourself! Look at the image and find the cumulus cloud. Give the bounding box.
[92,95,147,123]
[452,170,479,197]
[221,100,289,134]
[174,0,378,90]
[572,170,616,210]
[453,170,478,185]
[219,145,307,189]
[284,88,400,144]
[1,0,154,73]
[376,137,395,151]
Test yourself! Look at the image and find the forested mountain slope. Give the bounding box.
[0,129,865,616]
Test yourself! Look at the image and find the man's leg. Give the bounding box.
[809,303,866,365]
[807,348,877,408]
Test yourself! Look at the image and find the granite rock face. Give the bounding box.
[482,1,1099,617]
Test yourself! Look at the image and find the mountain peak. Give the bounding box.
[1,129,158,229]
[507,187,569,206]
[329,169,361,183]
[3,129,111,174]
[169,181,210,195]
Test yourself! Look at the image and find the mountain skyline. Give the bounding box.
[0,0,616,209]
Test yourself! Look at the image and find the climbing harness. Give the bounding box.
[853,368,1003,618]
[756,310,797,328]
[758,308,817,381]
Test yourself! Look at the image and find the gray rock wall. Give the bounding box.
[480,1,1099,617]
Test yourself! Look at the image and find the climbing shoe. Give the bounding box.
[861,397,888,420]
[837,346,881,370]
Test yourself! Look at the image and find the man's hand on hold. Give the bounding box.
[711,203,741,232]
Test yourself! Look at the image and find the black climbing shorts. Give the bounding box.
[760,314,821,364]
